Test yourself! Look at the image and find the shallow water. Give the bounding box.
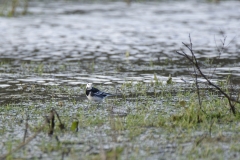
[0,0,239,104]
[0,1,240,89]
[0,0,240,159]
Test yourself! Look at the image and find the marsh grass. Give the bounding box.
[1,81,240,159]
[0,0,28,17]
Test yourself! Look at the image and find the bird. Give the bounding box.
[86,83,112,103]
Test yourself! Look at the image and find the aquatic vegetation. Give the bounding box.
[0,0,28,17]
[0,0,240,159]
[176,35,240,115]
[1,80,240,159]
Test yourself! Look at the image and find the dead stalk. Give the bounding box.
[176,34,239,115]
[0,109,64,160]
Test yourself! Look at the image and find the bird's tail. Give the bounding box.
[106,93,122,97]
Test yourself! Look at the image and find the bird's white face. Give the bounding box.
[86,83,93,90]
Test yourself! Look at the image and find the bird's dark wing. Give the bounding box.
[91,87,100,92]
[91,87,111,97]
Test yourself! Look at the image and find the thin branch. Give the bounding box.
[0,109,65,159]
[176,35,239,115]
[23,114,29,143]
[0,121,48,160]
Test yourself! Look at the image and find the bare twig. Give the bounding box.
[210,34,236,80]
[52,108,65,130]
[188,35,202,112]
[0,109,65,160]
[176,35,239,115]
[23,114,29,143]
[0,121,48,160]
